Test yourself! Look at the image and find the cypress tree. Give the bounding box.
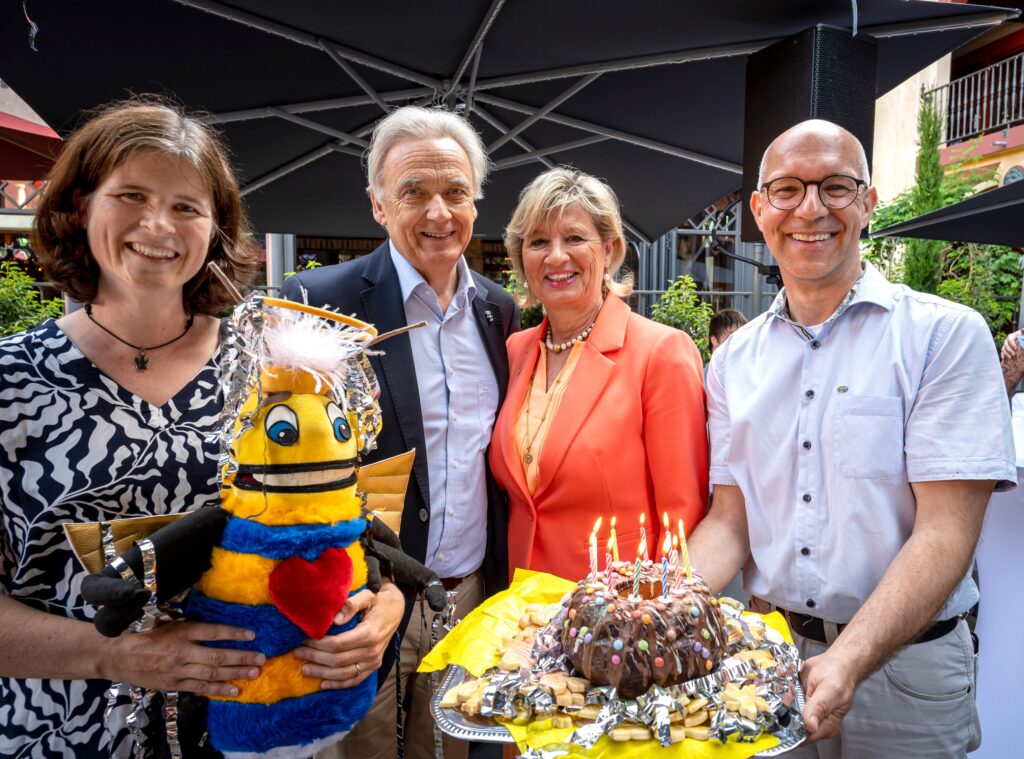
[903,91,945,293]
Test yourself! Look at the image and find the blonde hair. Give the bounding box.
[504,167,633,308]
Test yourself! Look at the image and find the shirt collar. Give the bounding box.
[766,260,895,329]
[388,239,477,307]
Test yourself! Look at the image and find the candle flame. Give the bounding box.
[592,516,603,536]
[663,512,670,531]
[639,513,645,526]
[678,518,686,539]
[662,535,671,556]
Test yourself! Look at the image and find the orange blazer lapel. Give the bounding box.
[534,297,629,499]
[500,327,542,504]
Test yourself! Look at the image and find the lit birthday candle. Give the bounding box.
[632,554,642,598]
[678,518,692,580]
[605,537,614,590]
[639,513,648,562]
[661,535,670,597]
[610,516,619,563]
[588,517,602,581]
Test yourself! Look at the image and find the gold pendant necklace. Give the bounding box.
[522,355,565,465]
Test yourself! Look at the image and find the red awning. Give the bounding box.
[0,111,61,181]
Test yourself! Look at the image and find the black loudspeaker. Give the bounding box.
[741,25,878,241]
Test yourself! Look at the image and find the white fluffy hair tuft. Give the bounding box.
[262,307,365,384]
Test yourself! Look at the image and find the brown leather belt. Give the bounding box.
[784,608,958,645]
[439,575,466,592]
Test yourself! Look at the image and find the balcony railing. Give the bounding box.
[924,51,1024,146]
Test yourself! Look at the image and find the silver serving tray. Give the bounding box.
[431,665,806,755]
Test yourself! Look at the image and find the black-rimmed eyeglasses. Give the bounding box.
[760,174,867,210]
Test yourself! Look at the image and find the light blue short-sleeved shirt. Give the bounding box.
[708,261,1016,623]
[390,243,498,579]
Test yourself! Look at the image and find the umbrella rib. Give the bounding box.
[464,45,484,114]
[492,135,608,170]
[468,9,1013,93]
[445,0,506,99]
[318,39,392,114]
[170,0,441,88]
[487,72,602,153]
[476,92,742,173]
[268,107,370,148]
[474,105,556,171]
[473,39,766,91]
[204,88,435,125]
[240,143,338,196]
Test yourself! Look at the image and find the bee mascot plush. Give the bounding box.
[79,296,445,758]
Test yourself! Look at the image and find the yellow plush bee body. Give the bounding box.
[185,301,382,758]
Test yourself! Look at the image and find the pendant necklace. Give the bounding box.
[84,303,195,371]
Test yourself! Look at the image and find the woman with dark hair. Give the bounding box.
[0,99,403,758]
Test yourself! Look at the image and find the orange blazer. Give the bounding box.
[489,295,709,582]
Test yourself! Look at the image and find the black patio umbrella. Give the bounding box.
[871,178,1024,248]
[0,0,1015,241]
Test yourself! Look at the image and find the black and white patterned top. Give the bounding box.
[0,319,222,758]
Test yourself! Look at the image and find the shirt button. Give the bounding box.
[418,508,429,522]
[447,507,455,516]
[837,385,848,394]
[806,598,817,609]
[802,493,812,503]
[452,460,460,469]
[438,552,445,561]
[810,340,821,349]
[452,411,459,421]
[802,440,812,450]
[448,367,455,377]
[805,389,815,399]
[800,547,811,556]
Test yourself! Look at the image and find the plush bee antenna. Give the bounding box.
[369,321,428,346]
[207,262,245,304]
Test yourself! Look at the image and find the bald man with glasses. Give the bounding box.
[689,120,1015,758]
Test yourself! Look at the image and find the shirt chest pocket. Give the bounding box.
[835,395,906,479]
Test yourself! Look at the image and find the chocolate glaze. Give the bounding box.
[561,562,727,698]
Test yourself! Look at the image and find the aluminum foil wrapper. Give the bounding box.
[569,699,628,748]
[480,672,525,719]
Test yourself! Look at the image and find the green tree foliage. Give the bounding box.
[650,275,714,362]
[503,271,544,329]
[902,94,945,293]
[0,261,64,337]
[863,97,1019,344]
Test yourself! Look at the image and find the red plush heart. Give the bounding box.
[268,547,354,639]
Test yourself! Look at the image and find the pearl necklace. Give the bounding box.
[545,319,595,353]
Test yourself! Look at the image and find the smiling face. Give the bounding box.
[750,124,876,293]
[369,136,477,282]
[522,205,612,320]
[225,383,363,524]
[83,151,215,302]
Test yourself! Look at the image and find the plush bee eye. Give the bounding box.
[265,404,299,446]
[326,402,351,442]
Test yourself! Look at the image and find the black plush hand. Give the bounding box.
[81,571,152,637]
[80,505,229,637]
[362,518,447,611]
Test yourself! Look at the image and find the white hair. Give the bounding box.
[365,106,489,200]
[757,120,871,187]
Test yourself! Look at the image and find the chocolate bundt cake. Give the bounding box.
[560,563,727,698]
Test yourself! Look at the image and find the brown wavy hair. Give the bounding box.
[32,96,258,314]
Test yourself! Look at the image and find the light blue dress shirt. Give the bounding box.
[708,262,1016,623]
[389,243,498,578]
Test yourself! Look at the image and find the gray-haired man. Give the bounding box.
[284,106,517,759]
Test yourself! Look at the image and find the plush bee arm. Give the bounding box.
[362,517,447,612]
[81,505,230,637]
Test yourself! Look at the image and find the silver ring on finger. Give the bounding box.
[354,661,361,678]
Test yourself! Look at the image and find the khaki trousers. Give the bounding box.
[319,571,486,759]
[787,619,979,759]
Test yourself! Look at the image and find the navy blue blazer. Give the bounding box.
[282,240,517,594]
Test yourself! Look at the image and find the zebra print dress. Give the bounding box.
[0,319,222,758]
